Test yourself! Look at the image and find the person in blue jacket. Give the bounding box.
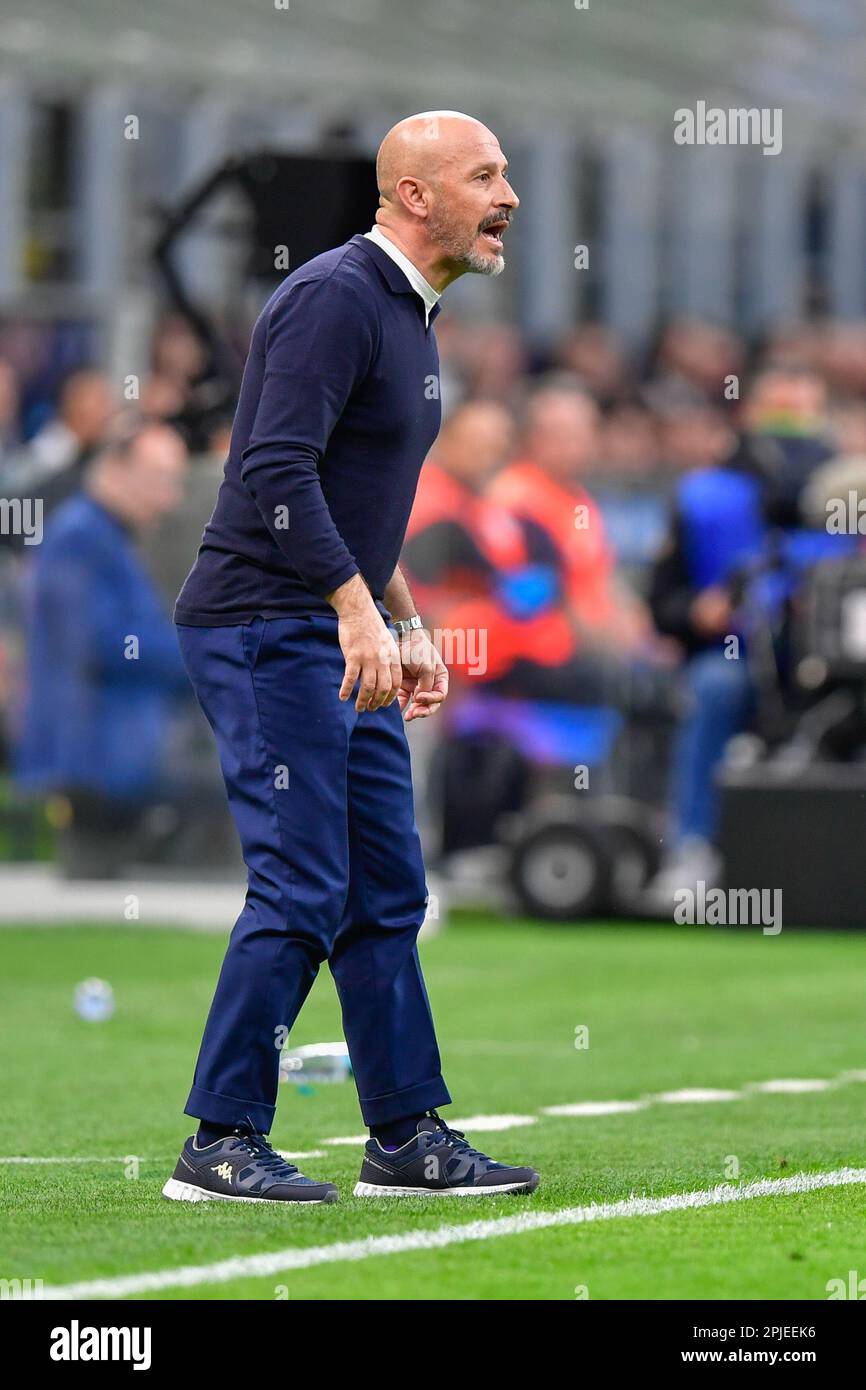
[15,419,192,819]
[647,365,855,900]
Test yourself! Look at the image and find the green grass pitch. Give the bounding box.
[1,916,864,1300]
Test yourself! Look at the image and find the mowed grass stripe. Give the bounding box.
[43,1167,866,1300]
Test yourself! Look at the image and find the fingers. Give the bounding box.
[404,691,443,720]
[432,664,449,700]
[351,638,401,712]
[381,649,403,708]
[404,663,449,721]
[354,668,379,713]
[339,657,387,711]
[414,658,436,694]
[339,661,360,703]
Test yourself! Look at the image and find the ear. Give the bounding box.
[393,176,429,220]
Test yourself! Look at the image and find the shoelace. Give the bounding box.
[427,1110,491,1163]
[229,1130,299,1177]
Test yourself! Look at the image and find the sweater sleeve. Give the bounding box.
[240,274,375,598]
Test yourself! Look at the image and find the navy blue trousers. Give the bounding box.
[176,613,450,1133]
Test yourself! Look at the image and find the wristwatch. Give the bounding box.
[392,614,424,637]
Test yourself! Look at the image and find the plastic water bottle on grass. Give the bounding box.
[279,1041,352,1085]
[74,978,115,1022]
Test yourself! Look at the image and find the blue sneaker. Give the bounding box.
[163,1130,338,1204]
[354,1112,539,1196]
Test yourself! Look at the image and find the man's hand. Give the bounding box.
[396,628,449,721]
[330,575,402,712]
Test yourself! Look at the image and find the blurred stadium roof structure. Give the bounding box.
[1,0,865,141]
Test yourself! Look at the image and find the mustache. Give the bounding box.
[479,212,512,232]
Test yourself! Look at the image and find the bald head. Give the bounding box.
[524,389,600,481]
[377,112,493,200]
[436,399,514,488]
[89,421,187,530]
[372,110,518,288]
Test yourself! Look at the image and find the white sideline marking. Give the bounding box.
[542,1100,648,1117]
[652,1088,741,1104]
[748,1079,835,1094]
[442,1114,537,1132]
[0,1156,130,1164]
[0,1151,326,1165]
[42,1166,866,1301]
[4,1068,863,1168]
[321,1114,536,1147]
[544,1069,860,1121]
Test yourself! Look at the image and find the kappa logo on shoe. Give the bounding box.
[211,1162,233,1183]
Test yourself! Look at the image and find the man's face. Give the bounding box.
[526,393,600,480]
[64,374,115,446]
[440,402,514,486]
[123,428,187,527]
[753,373,827,428]
[426,127,518,277]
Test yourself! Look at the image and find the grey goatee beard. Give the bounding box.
[462,247,505,276]
[428,210,506,276]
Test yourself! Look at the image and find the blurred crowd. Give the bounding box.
[2,308,866,888]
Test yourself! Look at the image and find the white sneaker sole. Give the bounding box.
[353,1179,537,1197]
[162,1177,337,1204]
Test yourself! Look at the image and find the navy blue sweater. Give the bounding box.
[175,235,442,625]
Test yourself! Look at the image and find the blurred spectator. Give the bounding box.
[655,405,735,475]
[405,399,519,615]
[27,369,114,479]
[730,365,832,527]
[554,323,632,407]
[489,383,652,655]
[643,317,742,414]
[9,294,866,894]
[404,400,575,684]
[148,312,241,452]
[460,322,527,404]
[815,322,866,399]
[0,368,117,538]
[12,420,218,876]
[138,372,188,423]
[599,403,661,477]
[757,322,820,372]
[151,314,209,392]
[590,403,678,587]
[830,400,866,457]
[646,365,848,902]
[0,358,22,464]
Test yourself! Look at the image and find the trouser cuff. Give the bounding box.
[184,1084,276,1135]
[359,1075,451,1127]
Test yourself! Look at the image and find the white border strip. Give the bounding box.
[42,1166,866,1300]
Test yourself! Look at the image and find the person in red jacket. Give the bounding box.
[403,399,574,683]
[488,383,652,657]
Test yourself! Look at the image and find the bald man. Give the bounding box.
[166,113,538,1203]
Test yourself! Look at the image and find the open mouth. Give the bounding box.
[480,220,509,251]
